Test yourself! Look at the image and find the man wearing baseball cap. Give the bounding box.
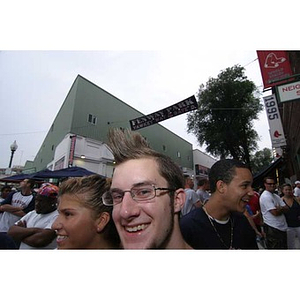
[8,183,59,249]
[294,181,300,202]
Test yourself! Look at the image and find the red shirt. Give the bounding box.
[248,192,262,226]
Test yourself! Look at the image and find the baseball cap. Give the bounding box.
[35,183,59,199]
[295,181,300,185]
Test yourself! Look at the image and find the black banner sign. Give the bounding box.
[129,95,198,130]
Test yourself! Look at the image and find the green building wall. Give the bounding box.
[26,75,193,172]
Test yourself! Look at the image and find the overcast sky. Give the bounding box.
[1,1,294,170]
[0,50,272,168]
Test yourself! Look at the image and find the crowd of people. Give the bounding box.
[1,128,300,250]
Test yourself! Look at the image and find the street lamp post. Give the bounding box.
[8,140,18,168]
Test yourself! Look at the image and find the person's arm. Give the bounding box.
[269,205,288,216]
[8,220,37,242]
[0,204,26,217]
[0,192,30,217]
[244,210,262,237]
[251,210,264,225]
[22,229,56,247]
[263,194,288,216]
[8,220,56,247]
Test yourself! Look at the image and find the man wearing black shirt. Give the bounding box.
[180,159,258,249]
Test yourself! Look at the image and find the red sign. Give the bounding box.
[68,135,77,167]
[257,51,293,89]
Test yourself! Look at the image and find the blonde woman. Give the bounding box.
[52,175,120,249]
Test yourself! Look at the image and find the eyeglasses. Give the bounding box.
[102,184,175,206]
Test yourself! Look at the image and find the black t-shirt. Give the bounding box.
[283,199,300,228]
[180,207,258,249]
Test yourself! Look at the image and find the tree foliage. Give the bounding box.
[187,64,263,166]
[250,148,273,175]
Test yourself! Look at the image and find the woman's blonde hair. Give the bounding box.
[59,174,120,247]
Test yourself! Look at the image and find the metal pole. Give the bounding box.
[8,149,15,168]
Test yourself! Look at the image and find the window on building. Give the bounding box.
[88,114,97,125]
[162,145,166,151]
[177,151,181,158]
[54,157,65,170]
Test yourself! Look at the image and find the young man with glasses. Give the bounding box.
[260,176,288,249]
[105,128,192,249]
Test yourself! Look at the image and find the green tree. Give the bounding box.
[187,64,263,166]
[250,148,273,175]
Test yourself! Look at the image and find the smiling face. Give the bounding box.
[222,167,254,213]
[111,157,177,249]
[51,194,100,249]
[264,179,277,193]
[282,185,293,197]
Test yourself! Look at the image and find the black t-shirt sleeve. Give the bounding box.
[23,196,35,214]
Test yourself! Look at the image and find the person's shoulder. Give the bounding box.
[9,190,18,197]
[260,190,270,199]
[45,209,59,218]
[181,207,205,222]
[185,188,197,195]
[253,191,260,198]
[273,193,282,200]
[22,210,36,219]
[180,208,208,234]
[197,189,206,196]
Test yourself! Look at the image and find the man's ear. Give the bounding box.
[216,180,226,194]
[173,188,186,213]
[96,212,110,233]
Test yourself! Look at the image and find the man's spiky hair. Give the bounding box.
[107,128,185,190]
[108,128,157,164]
